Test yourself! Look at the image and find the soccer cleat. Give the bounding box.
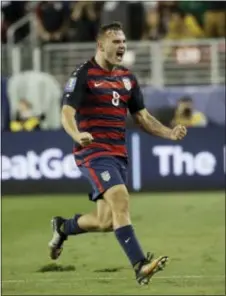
[136,252,169,285]
[48,216,67,260]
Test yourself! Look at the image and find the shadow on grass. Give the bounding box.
[37,263,76,272]
[94,266,126,273]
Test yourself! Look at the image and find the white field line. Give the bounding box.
[2,275,225,284]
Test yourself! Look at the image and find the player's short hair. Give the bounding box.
[97,22,123,40]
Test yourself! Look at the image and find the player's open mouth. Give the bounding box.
[116,51,124,61]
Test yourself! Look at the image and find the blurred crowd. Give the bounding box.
[1,1,225,133]
[1,1,226,44]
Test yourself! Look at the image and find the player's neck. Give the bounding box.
[94,53,116,72]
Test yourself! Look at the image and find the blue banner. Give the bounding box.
[1,128,225,194]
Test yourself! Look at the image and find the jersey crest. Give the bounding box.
[101,171,111,182]
[122,77,131,91]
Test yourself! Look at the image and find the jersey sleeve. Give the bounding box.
[62,65,88,109]
[128,75,145,114]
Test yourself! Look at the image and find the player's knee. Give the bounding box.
[116,196,129,215]
[98,212,113,231]
[107,185,130,214]
[98,212,113,232]
[99,220,113,232]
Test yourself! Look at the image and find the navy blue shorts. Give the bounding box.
[79,156,128,202]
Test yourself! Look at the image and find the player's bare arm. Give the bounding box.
[134,108,187,140]
[61,105,93,147]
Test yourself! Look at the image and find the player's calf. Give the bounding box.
[104,185,146,269]
[48,210,113,260]
[48,214,87,260]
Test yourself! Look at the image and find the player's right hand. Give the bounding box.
[75,132,94,147]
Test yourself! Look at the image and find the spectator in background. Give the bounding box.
[10,99,45,132]
[1,77,10,131]
[100,2,128,37]
[165,7,204,40]
[8,71,62,130]
[1,1,29,43]
[203,1,226,38]
[69,1,100,42]
[35,1,69,43]
[178,1,209,29]
[171,97,208,127]
[152,107,176,127]
[101,1,145,41]
[127,1,145,40]
[155,1,177,38]
[142,2,162,40]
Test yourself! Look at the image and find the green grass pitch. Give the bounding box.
[2,192,225,295]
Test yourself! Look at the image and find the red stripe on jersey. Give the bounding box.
[97,143,126,154]
[75,151,127,166]
[87,94,130,103]
[79,107,127,117]
[79,119,126,129]
[74,143,126,155]
[88,80,125,89]
[91,131,125,139]
[88,68,130,76]
[85,161,104,192]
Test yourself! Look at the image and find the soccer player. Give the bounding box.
[48,22,187,285]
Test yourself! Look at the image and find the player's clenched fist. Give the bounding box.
[170,125,187,140]
[75,132,94,147]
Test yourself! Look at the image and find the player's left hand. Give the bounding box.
[170,125,187,140]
